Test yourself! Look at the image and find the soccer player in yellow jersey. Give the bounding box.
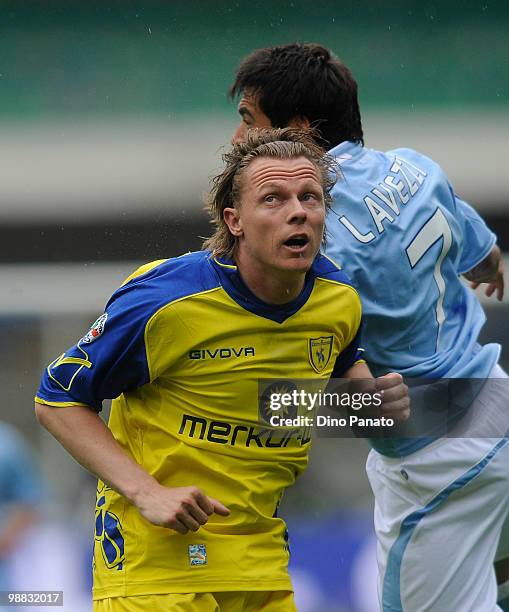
[35,128,409,611]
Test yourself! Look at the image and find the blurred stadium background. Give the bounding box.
[1,1,508,610]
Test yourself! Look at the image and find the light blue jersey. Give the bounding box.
[326,141,499,381]
[325,142,500,457]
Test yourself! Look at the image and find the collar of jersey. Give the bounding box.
[328,139,363,161]
[210,255,316,324]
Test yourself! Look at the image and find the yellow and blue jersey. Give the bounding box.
[36,250,362,599]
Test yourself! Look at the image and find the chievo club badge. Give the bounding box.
[80,314,108,344]
[308,336,333,373]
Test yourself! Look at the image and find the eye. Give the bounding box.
[264,194,277,203]
[301,192,321,203]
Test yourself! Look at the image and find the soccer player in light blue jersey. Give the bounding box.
[230,44,508,611]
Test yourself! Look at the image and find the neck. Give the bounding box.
[235,251,306,305]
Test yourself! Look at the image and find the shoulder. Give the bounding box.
[311,255,362,335]
[388,147,444,175]
[311,254,360,296]
[94,252,221,337]
[109,251,221,311]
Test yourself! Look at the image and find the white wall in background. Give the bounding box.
[0,112,506,222]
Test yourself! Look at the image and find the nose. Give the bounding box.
[287,197,307,224]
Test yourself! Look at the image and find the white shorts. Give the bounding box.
[366,364,509,612]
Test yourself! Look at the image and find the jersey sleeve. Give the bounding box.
[331,327,365,377]
[454,195,497,274]
[327,277,364,377]
[35,283,154,412]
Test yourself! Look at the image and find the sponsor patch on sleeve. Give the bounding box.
[80,313,108,345]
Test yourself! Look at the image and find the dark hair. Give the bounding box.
[203,127,338,258]
[230,43,363,149]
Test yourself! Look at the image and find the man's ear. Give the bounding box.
[223,207,243,237]
[287,116,311,130]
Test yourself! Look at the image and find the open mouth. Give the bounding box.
[283,235,310,250]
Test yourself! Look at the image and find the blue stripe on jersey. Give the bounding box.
[382,437,509,611]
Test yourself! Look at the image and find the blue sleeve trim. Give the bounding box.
[331,329,363,377]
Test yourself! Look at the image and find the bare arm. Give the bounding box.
[463,244,504,301]
[34,403,229,534]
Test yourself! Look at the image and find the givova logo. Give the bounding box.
[94,486,125,570]
[189,346,255,360]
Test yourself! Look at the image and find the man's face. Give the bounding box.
[231,91,273,144]
[223,156,325,278]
